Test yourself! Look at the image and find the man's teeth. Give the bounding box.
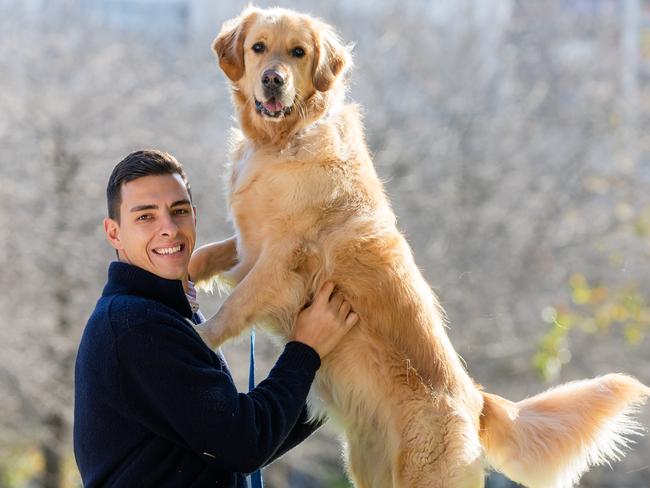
[155,245,182,255]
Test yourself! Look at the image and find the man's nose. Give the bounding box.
[159,213,179,237]
[262,69,285,89]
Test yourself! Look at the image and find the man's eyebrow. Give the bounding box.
[171,199,191,207]
[129,200,191,213]
[130,204,158,213]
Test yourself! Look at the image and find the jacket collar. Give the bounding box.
[102,261,193,319]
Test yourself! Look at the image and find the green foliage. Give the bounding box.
[633,207,650,237]
[0,448,81,488]
[328,474,354,488]
[0,448,42,488]
[535,273,649,381]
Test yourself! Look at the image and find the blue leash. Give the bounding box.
[249,329,264,488]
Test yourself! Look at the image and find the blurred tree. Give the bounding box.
[533,0,650,383]
[1,0,649,486]
[537,272,650,381]
[0,4,227,486]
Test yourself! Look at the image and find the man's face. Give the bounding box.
[104,173,196,284]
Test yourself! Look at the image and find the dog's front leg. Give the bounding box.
[189,235,238,286]
[197,245,306,348]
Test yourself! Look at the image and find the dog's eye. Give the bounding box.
[291,47,305,58]
[252,42,266,53]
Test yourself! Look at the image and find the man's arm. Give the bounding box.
[116,318,320,474]
[264,407,326,466]
[115,282,357,474]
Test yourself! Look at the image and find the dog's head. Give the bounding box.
[213,7,351,136]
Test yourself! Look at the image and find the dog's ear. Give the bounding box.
[312,22,352,92]
[212,10,258,82]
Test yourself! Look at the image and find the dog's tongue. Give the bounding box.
[263,99,284,113]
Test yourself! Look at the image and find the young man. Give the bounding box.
[74,150,358,487]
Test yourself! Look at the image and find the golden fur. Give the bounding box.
[193,7,650,487]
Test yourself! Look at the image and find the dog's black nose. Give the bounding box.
[262,69,285,88]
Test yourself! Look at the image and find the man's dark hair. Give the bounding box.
[107,149,192,222]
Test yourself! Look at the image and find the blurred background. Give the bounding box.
[1,0,649,486]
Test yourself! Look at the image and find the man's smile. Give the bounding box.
[152,243,185,256]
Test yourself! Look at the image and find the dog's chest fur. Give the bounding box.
[229,145,293,241]
[227,127,352,256]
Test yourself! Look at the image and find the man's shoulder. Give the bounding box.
[93,293,149,324]
[90,292,187,337]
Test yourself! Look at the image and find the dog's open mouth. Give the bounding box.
[255,98,293,118]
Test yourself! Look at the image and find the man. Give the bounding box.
[74,150,358,487]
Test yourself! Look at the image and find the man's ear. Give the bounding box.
[312,21,352,92]
[104,217,124,252]
[212,8,259,82]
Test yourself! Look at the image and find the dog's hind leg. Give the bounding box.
[393,460,484,488]
[393,438,484,488]
[345,435,395,488]
[344,440,374,488]
[392,395,484,488]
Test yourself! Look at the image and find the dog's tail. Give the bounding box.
[479,374,650,488]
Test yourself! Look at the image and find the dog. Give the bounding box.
[190,7,650,487]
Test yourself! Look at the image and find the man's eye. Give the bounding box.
[291,47,305,58]
[252,42,265,53]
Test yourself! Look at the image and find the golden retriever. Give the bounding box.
[190,7,650,488]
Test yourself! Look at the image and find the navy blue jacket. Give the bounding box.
[74,262,322,487]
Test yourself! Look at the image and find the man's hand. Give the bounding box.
[292,282,359,359]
